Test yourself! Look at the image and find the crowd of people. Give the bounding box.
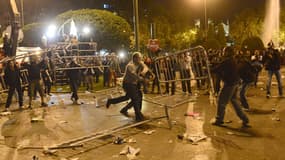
[0,38,284,124]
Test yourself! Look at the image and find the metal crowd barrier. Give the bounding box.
[142,46,216,128]
[154,46,215,95]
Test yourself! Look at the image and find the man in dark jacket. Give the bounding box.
[263,45,283,98]
[4,60,23,111]
[211,46,250,127]
[22,55,48,108]
[66,59,81,104]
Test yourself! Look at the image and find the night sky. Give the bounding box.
[0,0,284,25]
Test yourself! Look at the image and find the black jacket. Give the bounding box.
[264,49,281,71]
[211,56,240,86]
[4,67,21,86]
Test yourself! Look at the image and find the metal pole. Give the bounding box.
[204,0,207,40]
[133,0,140,51]
[20,0,24,26]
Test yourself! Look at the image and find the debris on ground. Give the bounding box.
[113,136,126,144]
[127,138,137,143]
[177,134,207,145]
[226,131,235,135]
[184,112,200,117]
[31,117,44,123]
[59,120,68,124]
[32,155,39,160]
[143,130,156,135]
[43,147,57,155]
[120,145,141,160]
[272,117,281,121]
[0,111,11,116]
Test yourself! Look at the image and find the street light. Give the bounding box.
[133,0,140,51]
[204,0,207,40]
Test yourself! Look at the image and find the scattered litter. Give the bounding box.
[143,130,156,135]
[171,121,177,125]
[260,88,264,91]
[32,155,39,160]
[157,121,163,125]
[57,88,63,92]
[127,138,137,143]
[272,108,276,112]
[113,136,126,145]
[120,145,140,160]
[59,121,68,124]
[272,117,281,121]
[187,135,207,144]
[184,112,200,117]
[226,131,235,135]
[85,91,91,94]
[43,148,57,155]
[168,139,173,143]
[31,117,44,123]
[177,134,207,144]
[0,111,11,116]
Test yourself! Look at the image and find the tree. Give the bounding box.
[216,23,226,47]
[230,9,263,47]
[55,9,132,50]
[241,36,264,52]
[22,23,45,46]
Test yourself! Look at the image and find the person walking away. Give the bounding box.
[66,59,81,104]
[40,57,53,96]
[211,46,250,128]
[4,60,24,111]
[263,43,283,98]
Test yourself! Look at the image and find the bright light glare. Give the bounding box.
[119,51,125,58]
[100,50,106,56]
[46,25,57,38]
[83,27,90,34]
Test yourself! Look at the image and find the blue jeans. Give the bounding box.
[240,81,251,109]
[266,70,283,96]
[216,84,249,124]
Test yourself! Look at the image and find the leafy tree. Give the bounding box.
[230,9,263,47]
[55,9,132,50]
[22,23,45,46]
[241,36,264,52]
[216,23,226,47]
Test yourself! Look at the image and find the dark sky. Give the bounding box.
[1,0,284,25]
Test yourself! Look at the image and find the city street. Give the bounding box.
[0,69,284,160]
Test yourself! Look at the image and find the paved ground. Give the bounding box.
[0,69,284,160]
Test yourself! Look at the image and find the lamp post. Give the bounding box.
[20,0,24,26]
[204,0,207,40]
[133,0,140,51]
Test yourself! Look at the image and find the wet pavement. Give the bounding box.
[0,69,285,160]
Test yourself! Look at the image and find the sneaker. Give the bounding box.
[28,105,32,109]
[211,121,225,127]
[266,94,271,99]
[120,110,129,117]
[41,103,48,107]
